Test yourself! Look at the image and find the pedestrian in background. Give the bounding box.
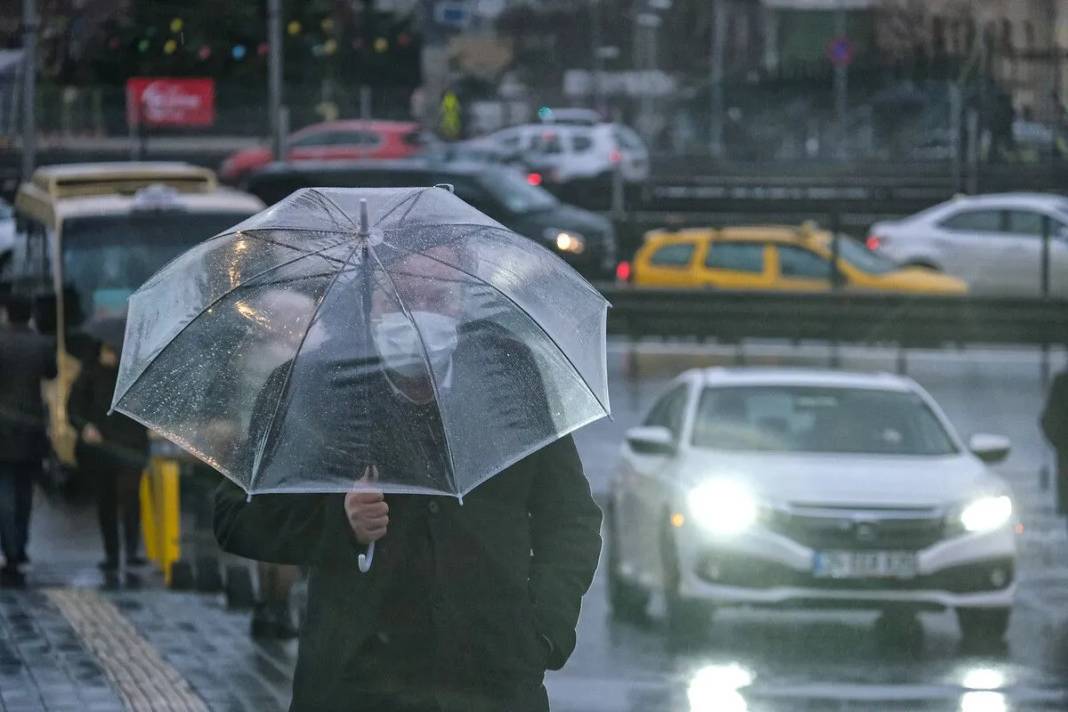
[0,295,56,587]
[69,329,148,572]
[1041,368,1068,526]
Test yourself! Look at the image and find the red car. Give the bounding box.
[220,120,429,184]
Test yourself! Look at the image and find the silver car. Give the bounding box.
[869,192,1068,296]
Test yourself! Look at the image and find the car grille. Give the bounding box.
[765,504,946,551]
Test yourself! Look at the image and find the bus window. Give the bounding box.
[60,211,251,324]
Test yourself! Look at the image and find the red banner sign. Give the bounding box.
[126,77,215,127]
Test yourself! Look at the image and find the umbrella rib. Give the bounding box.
[245,238,367,494]
[381,241,611,418]
[366,242,462,497]
[112,237,352,409]
[233,230,354,262]
[392,189,425,225]
[381,223,604,298]
[370,188,424,228]
[308,188,360,231]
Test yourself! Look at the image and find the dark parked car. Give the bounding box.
[244,160,617,281]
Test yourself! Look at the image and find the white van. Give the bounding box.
[473,122,650,185]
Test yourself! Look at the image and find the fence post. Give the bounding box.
[1042,214,1052,297]
[829,210,843,290]
[965,108,980,194]
[949,82,963,193]
[20,0,38,182]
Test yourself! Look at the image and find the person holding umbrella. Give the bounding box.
[111,187,610,711]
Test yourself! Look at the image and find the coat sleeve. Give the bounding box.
[67,370,91,433]
[212,360,363,568]
[41,339,57,380]
[1041,373,1068,452]
[213,481,361,567]
[527,434,602,670]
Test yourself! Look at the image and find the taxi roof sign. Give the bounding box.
[30,162,216,199]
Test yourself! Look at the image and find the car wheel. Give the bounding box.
[606,502,650,621]
[660,520,712,642]
[904,261,941,272]
[956,607,1011,643]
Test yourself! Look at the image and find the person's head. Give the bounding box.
[369,246,464,403]
[99,342,119,368]
[4,295,32,326]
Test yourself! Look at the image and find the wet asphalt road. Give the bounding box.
[21,338,1068,712]
[553,339,1068,712]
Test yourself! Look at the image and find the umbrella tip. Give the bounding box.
[358,199,370,237]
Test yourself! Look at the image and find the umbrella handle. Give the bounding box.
[357,540,375,573]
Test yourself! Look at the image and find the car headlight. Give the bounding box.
[959,495,1013,533]
[544,228,586,255]
[686,480,758,535]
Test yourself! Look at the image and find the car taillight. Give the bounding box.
[526,172,543,186]
[615,260,632,283]
[866,234,883,251]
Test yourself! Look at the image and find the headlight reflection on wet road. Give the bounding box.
[960,666,1008,712]
[687,662,754,712]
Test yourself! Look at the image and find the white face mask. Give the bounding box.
[371,311,458,381]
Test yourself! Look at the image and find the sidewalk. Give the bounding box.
[0,491,295,712]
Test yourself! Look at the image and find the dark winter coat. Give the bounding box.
[1041,370,1068,513]
[0,325,56,464]
[69,361,148,474]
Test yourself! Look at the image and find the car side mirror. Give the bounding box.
[625,425,676,456]
[968,433,1011,464]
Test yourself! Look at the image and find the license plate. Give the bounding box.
[812,550,917,579]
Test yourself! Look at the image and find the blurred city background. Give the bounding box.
[3,2,1068,712]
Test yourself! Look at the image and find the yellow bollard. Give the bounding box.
[140,472,159,562]
[141,457,182,585]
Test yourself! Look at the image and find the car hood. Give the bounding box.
[515,202,613,236]
[676,449,1005,508]
[872,267,968,294]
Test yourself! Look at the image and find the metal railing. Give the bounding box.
[601,287,1068,348]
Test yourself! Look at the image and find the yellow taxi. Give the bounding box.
[628,223,967,294]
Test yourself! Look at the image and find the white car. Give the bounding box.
[471,122,649,185]
[869,193,1068,296]
[606,368,1016,643]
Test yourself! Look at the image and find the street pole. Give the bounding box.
[966,108,980,194]
[1040,215,1052,493]
[267,0,283,160]
[949,82,963,193]
[709,0,726,158]
[20,0,37,181]
[833,1,848,160]
[1042,213,1052,297]
[830,210,842,290]
[360,86,372,120]
[591,0,605,116]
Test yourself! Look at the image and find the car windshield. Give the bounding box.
[692,385,958,455]
[481,169,558,213]
[62,211,254,324]
[834,235,899,274]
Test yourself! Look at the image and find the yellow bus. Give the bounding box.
[8,162,264,466]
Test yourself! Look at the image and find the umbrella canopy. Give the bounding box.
[112,187,610,499]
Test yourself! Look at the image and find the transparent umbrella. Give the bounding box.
[111,187,610,567]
